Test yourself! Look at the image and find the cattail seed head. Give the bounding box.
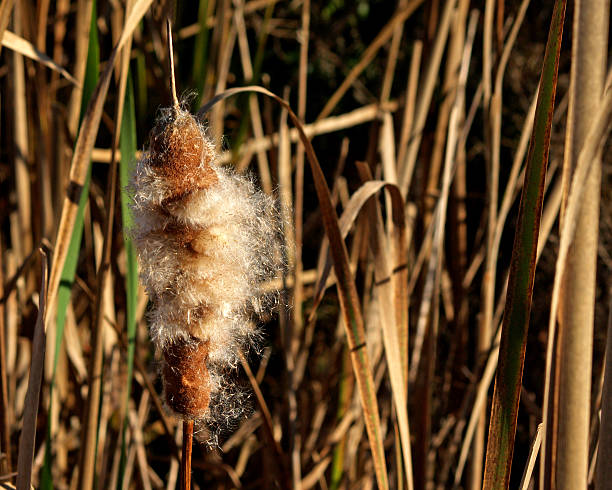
[129,104,284,429]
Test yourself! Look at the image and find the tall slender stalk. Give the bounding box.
[180,420,193,490]
[547,1,609,489]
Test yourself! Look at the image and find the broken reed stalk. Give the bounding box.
[129,18,283,488]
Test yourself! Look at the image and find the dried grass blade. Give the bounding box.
[16,249,49,490]
[198,85,390,490]
[518,423,542,490]
[301,456,332,490]
[354,170,414,490]
[0,0,15,57]
[482,1,566,487]
[1,30,79,86]
[11,5,32,265]
[310,179,399,319]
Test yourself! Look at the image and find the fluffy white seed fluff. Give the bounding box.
[128,106,283,423]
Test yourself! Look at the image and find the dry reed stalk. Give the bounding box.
[16,249,48,490]
[518,423,542,490]
[0,240,10,474]
[597,288,612,487]
[66,0,94,136]
[423,0,468,227]
[473,2,497,485]
[233,0,273,194]
[398,0,455,196]
[0,0,16,58]
[542,69,612,490]
[277,86,301,488]
[396,40,422,170]
[11,3,32,265]
[546,1,609,488]
[290,17,310,482]
[293,0,309,362]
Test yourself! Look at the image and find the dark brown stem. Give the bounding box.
[181,420,194,490]
[0,239,11,474]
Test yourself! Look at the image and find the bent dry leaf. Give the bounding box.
[311,176,412,487]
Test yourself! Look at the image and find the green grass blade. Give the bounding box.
[330,345,351,490]
[41,3,100,488]
[117,70,138,487]
[482,1,566,488]
[55,0,99,367]
[192,0,210,106]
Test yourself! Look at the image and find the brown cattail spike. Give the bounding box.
[149,109,218,199]
[129,62,284,431]
[162,337,211,419]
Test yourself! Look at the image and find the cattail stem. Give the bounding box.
[166,18,179,109]
[181,420,194,490]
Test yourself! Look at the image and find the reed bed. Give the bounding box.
[0,1,611,488]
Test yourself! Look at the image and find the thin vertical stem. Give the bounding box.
[0,241,10,474]
[180,420,193,490]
